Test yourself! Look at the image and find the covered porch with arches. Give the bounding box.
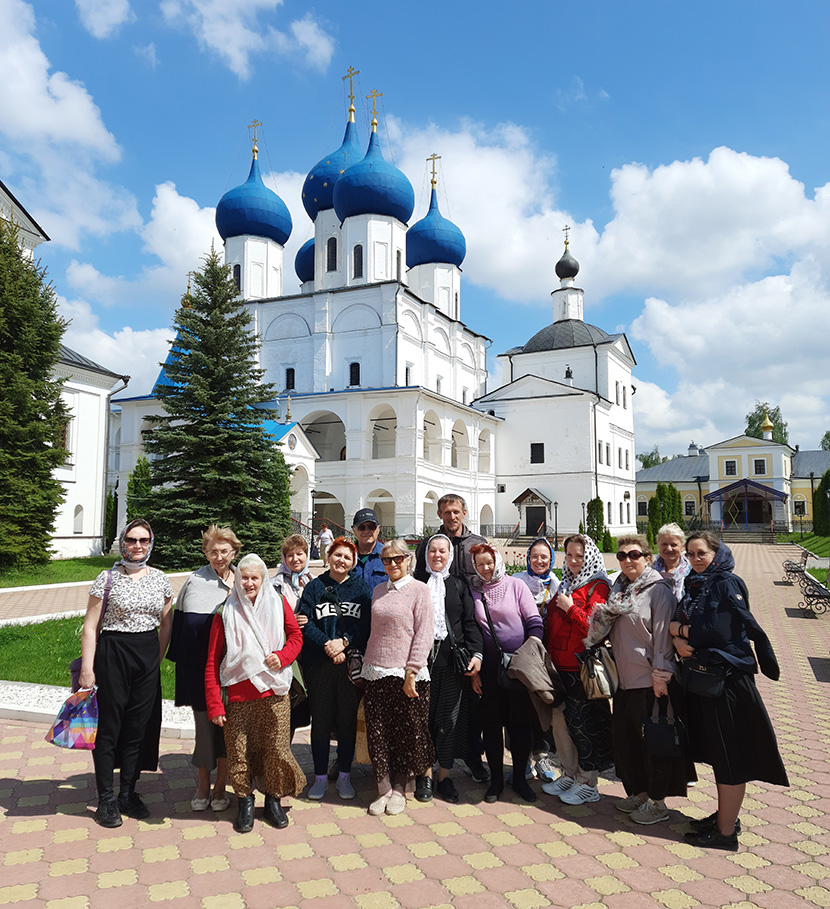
[705,478,789,532]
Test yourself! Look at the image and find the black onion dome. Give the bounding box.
[555,245,580,279]
[521,319,609,353]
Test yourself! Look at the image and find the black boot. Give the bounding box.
[117,790,150,819]
[234,795,255,833]
[264,795,288,829]
[94,794,123,828]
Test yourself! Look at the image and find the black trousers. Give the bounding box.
[480,673,535,783]
[93,630,160,799]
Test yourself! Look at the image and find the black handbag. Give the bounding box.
[642,696,685,757]
[480,593,519,690]
[444,611,473,675]
[680,658,729,698]
[327,588,366,689]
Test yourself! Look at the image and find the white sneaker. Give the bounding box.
[368,793,391,816]
[541,775,575,796]
[308,777,328,800]
[534,755,559,782]
[336,776,355,800]
[386,792,406,815]
[630,798,669,825]
[558,783,600,805]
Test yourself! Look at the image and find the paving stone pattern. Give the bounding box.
[2,544,830,907]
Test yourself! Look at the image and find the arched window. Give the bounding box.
[73,505,83,534]
[396,249,402,281]
[326,237,337,272]
[607,501,612,524]
[349,362,360,386]
[620,502,624,524]
[626,502,631,523]
[353,244,363,279]
[233,264,241,291]
[285,367,295,391]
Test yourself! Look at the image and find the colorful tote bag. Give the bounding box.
[45,688,99,749]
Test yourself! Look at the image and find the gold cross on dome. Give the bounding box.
[342,66,360,121]
[563,224,571,247]
[367,89,382,130]
[248,119,262,159]
[427,153,441,189]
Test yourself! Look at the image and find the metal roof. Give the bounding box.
[58,344,125,379]
[792,451,830,478]
[635,453,710,483]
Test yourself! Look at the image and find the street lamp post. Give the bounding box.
[581,502,586,531]
[553,501,559,551]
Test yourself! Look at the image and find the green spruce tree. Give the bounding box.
[0,220,68,569]
[144,248,291,568]
[814,470,830,537]
[586,497,605,543]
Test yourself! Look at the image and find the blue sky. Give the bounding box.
[2,0,829,453]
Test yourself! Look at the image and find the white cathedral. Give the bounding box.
[115,92,637,540]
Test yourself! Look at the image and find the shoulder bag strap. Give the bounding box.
[95,570,114,637]
[480,592,505,658]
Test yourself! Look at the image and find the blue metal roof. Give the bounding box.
[301,119,363,220]
[216,157,292,246]
[406,187,466,267]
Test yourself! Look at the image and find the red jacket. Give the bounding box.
[544,579,610,671]
[205,599,302,720]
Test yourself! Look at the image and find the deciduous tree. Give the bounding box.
[745,402,788,445]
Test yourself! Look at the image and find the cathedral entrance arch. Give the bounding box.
[367,489,396,536]
[480,504,494,537]
[451,420,470,470]
[302,411,346,462]
[311,490,344,530]
[369,405,397,459]
[423,411,442,464]
[289,465,311,524]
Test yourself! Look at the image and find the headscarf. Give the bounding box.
[682,541,735,604]
[425,533,453,641]
[559,534,608,594]
[273,556,311,595]
[470,543,507,592]
[220,556,293,696]
[117,519,154,573]
[522,537,559,608]
[584,563,660,647]
[653,552,692,602]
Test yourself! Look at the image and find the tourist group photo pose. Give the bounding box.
[77,504,787,853]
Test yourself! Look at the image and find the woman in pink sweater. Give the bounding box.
[362,539,434,816]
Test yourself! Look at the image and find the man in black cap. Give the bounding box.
[350,508,387,594]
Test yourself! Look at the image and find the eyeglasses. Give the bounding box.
[616,550,645,561]
[125,536,151,546]
[356,523,378,532]
[381,555,407,566]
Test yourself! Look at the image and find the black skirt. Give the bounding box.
[684,670,789,787]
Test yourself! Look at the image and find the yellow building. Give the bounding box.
[636,432,830,533]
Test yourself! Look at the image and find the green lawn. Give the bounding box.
[808,568,828,585]
[776,533,830,558]
[0,556,117,589]
[0,616,175,699]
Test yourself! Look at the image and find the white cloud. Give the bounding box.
[75,0,134,39]
[0,0,119,156]
[59,296,173,394]
[134,42,158,68]
[160,0,335,78]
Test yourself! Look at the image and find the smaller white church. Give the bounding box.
[115,82,637,539]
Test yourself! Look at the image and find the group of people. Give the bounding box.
[79,500,787,851]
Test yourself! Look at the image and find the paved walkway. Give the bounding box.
[2,544,830,908]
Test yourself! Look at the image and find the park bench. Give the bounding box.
[783,548,810,583]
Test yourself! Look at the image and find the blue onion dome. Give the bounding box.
[301,119,363,220]
[295,237,315,283]
[333,130,415,224]
[216,155,292,246]
[406,187,466,268]
[555,241,580,279]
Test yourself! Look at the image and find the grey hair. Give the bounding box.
[657,523,686,542]
[381,538,413,574]
[237,553,268,578]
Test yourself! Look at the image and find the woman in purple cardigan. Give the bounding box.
[362,539,434,817]
[469,543,543,803]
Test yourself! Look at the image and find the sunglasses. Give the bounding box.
[124,536,151,545]
[616,550,645,562]
[381,555,407,566]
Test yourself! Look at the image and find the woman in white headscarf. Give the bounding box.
[653,523,692,602]
[205,554,306,833]
[419,534,483,803]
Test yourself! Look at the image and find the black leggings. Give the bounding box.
[303,659,361,775]
[480,674,535,784]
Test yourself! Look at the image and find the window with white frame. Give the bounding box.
[606,442,611,464]
[637,499,648,516]
[598,441,603,464]
[615,381,620,405]
[685,499,696,516]
[618,447,623,469]
[625,449,629,470]
[349,362,360,386]
[530,443,545,464]
[725,459,737,476]
[607,501,613,524]
[794,499,807,516]
[754,459,766,475]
